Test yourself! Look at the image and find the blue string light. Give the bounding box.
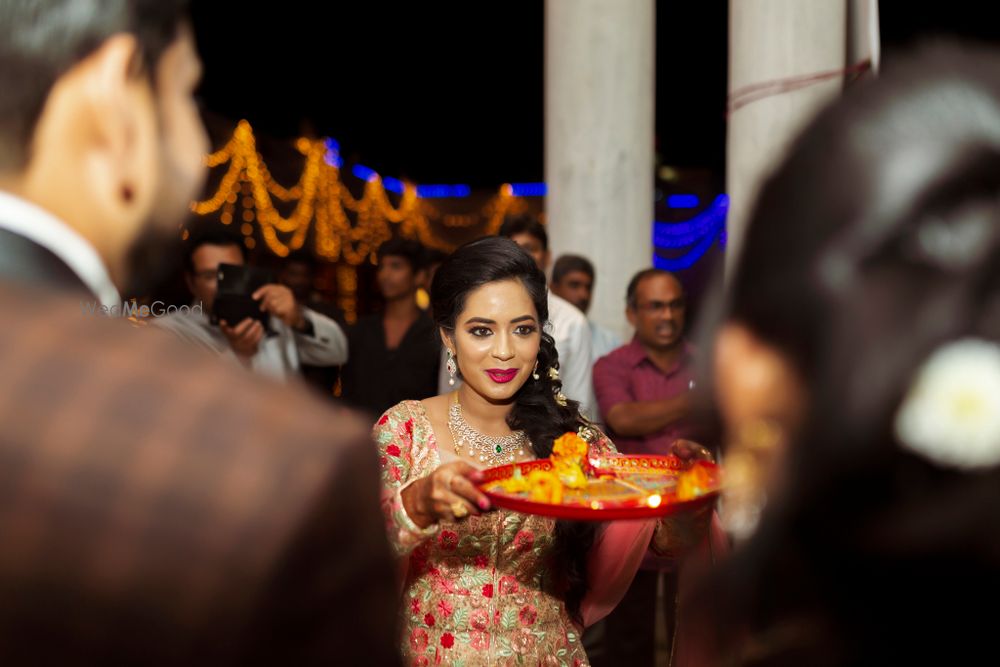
[416,184,471,198]
[667,194,700,209]
[324,136,525,199]
[324,138,343,168]
[347,163,470,197]
[383,176,405,195]
[653,195,728,248]
[653,230,722,271]
[652,194,728,270]
[510,182,547,197]
[352,164,377,181]
[653,218,723,249]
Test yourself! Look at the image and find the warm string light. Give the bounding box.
[191,120,537,321]
[484,183,529,235]
[336,264,359,325]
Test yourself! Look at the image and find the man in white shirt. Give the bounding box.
[154,229,348,382]
[498,215,595,418]
[550,253,623,361]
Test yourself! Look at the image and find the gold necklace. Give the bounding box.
[447,393,528,465]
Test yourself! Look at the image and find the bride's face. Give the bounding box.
[446,278,541,403]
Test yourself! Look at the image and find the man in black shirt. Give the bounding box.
[279,251,347,400]
[340,239,440,417]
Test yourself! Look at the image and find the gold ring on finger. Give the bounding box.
[451,500,469,519]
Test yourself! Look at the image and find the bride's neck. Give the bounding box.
[456,384,516,435]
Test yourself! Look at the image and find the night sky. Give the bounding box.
[189,1,1000,190]
[180,0,1000,316]
[190,1,728,189]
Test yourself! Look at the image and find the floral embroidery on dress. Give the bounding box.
[373,400,619,666]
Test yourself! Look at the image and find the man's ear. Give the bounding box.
[626,305,637,329]
[21,33,160,272]
[75,33,159,228]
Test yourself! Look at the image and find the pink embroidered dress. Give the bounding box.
[376,400,655,667]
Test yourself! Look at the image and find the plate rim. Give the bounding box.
[476,454,721,521]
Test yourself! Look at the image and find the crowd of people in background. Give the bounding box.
[166,208,674,446]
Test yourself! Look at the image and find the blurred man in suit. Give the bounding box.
[0,2,399,663]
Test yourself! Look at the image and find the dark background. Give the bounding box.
[182,0,1000,319]
[190,1,1000,194]
[190,1,729,188]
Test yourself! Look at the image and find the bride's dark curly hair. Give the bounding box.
[430,236,594,621]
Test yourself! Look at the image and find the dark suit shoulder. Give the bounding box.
[0,228,91,294]
[0,282,397,665]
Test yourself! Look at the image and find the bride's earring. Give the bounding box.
[447,349,458,386]
[532,361,540,380]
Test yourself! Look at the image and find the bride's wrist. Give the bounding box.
[401,477,435,529]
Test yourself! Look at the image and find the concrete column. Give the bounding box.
[545,0,655,339]
[849,0,881,74]
[726,0,848,274]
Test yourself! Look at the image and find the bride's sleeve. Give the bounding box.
[581,519,656,627]
[373,402,440,558]
[579,429,657,627]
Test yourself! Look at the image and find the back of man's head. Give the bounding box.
[498,214,548,250]
[552,254,594,286]
[377,237,425,274]
[0,0,207,297]
[0,0,190,170]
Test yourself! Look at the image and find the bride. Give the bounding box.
[374,236,710,666]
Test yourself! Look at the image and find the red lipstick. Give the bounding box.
[486,368,518,384]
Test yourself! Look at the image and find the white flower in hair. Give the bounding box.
[895,338,1000,469]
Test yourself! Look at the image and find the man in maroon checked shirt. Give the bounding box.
[590,267,702,667]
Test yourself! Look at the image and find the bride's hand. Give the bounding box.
[401,460,492,528]
[651,505,712,558]
[670,439,715,465]
[652,440,715,557]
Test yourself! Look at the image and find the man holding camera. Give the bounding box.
[155,229,348,381]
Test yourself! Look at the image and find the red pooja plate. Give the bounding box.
[477,455,722,521]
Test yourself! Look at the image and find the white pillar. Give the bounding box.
[726,0,848,274]
[849,0,881,75]
[545,0,655,339]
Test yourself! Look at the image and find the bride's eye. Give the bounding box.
[468,326,493,337]
[514,325,538,336]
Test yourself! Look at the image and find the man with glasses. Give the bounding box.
[156,228,347,381]
[590,268,701,667]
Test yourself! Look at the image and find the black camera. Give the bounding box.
[210,263,275,328]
